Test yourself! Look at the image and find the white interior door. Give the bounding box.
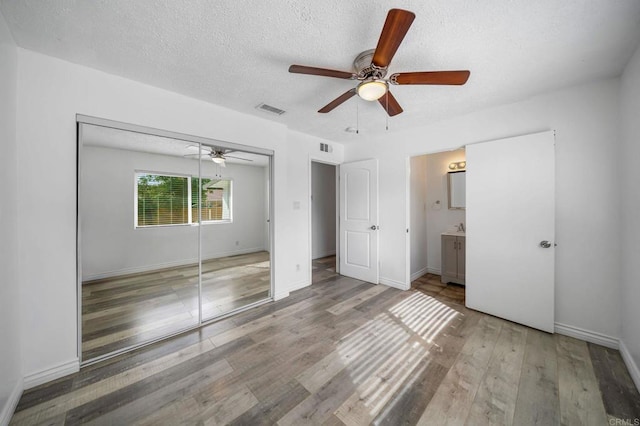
[466,131,555,332]
[339,159,379,284]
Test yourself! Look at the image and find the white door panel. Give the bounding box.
[345,231,370,268]
[340,159,379,283]
[466,131,555,333]
[345,169,371,220]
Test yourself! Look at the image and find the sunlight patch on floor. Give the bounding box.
[334,291,460,422]
[390,292,459,343]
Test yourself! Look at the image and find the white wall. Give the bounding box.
[0,10,22,425]
[409,155,428,279]
[345,78,621,339]
[620,41,640,388]
[284,130,344,292]
[425,151,466,274]
[15,49,343,385]
[311,162,336,259]
[81,146,268,279]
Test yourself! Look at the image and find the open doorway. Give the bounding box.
[311,161,338,284]
[409,149,466,305]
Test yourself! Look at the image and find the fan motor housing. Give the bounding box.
[353,49,387,79]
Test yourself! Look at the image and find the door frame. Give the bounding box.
[308,158,341,284]
[405,148,465,289]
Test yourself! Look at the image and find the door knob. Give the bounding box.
[539,240,552,248]
[370,225,379,230]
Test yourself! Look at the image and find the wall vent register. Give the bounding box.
[255,103,286,115]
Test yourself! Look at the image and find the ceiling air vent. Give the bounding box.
[256,103,286,116]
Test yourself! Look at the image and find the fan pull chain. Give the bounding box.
[356,100,359,134]
[385,91,389,131]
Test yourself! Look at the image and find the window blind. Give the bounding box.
[192,178,232,222]
[136,173,189,226]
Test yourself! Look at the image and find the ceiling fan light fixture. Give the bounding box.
[357,80,388,101]
[211,156,225,164]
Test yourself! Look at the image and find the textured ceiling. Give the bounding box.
[2,1,640,143]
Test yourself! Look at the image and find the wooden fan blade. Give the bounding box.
[391,70,470,85]
[372,9,416,68]
[378,90,403,116]
[318,89,357,113]
[289,65,355,79]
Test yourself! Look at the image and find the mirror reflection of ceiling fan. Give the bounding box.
[183,146,253,167]
[289,8,470,116]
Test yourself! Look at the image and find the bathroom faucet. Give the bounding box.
[457,223,465,232]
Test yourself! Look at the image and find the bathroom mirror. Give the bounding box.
[448,171,466,209]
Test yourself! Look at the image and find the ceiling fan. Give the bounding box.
[184,147,253,167]
[289,8,470,116]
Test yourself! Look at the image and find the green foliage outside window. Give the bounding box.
[136,173,231,227]
[137,174,189,226]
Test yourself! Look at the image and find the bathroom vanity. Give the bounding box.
[441,232,465,285]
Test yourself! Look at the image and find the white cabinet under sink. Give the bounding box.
[441,233,465,285]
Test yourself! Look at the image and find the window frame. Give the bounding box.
[192,176,234,225]
[134,171,233,228]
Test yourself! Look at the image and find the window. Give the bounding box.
[192,177,232,223]
[136,173,190,226]
[136,172,232,227]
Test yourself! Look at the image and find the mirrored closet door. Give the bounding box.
[78,118,272,363]
[197,151,271,321]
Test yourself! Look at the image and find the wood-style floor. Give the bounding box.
[13,256,640,425]
[82,251,271,360]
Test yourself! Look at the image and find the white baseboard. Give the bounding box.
[84,247,266,281]
[410,266,429,281]
[379,277,410,291]
[427,267,441,275]
[205,248,268,263]
[619,340,640,393]
[274,276,312,301]
[274,277,311,301]
[273,290,289,301]
[287,279,311,293]
[23,358,79,390]
[554,322,619,349]
[0,377,22,426]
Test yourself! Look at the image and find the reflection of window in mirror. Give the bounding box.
[448,171,466,209]
[197,177,232,223]
[135,173,233,227]
[136,172,190,227]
